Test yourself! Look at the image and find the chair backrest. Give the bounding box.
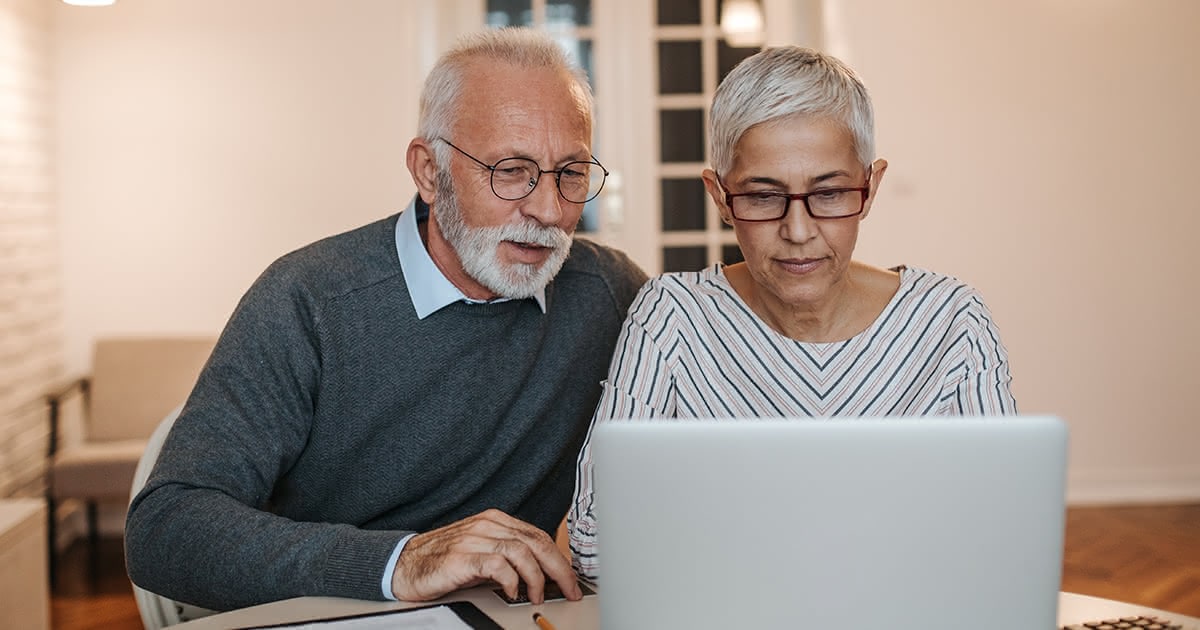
[88,337,215,442]
[128,405,215,629]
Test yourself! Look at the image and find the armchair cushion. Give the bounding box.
[50,440,147,499]
[47,336,215,503]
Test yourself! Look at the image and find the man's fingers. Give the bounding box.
[475,553,521,599]
[394,510,580,603]
[492,537,552,603]
[481,515,580,603]
[508,528,580,601]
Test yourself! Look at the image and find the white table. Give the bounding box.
[174,588,1200,629]
[0,499,49,630]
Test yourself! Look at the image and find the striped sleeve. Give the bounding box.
[568,284,675,580]
[952,290,1018,414]
[567,382,661,580]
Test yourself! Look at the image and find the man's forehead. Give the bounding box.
[451,67,593,158]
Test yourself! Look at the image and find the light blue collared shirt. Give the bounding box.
[381,196,547,599]
[394,196,547,319]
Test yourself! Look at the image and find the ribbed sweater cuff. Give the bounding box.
[324,528,412,600]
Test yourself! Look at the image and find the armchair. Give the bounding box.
[45,336,215,585]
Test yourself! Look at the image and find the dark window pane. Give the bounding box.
[658,41,702,95]
[717,39,760,82]
[486,0,532,27]
[661,178,706,231]
[547,0,591,26]
[663,246,708,273]
[659,109,705,163]
[657,0,701,25]
[721,244,744,265]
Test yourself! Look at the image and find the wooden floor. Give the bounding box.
[51,503,1200,629]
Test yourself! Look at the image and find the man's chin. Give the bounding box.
[482,257,565,299]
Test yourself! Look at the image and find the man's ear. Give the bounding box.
[407,138,439,205]
[701,169,734,225]
[860,158,888,221]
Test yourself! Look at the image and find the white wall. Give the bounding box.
[53,1,1200,504]
[826,0,1200,502]
[55,0,428,372]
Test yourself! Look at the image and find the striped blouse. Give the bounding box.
[567,264,1017,580]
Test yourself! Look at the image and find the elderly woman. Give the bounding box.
[567,46,1016,580]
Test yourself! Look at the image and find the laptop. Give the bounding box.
[590,416,1068,630]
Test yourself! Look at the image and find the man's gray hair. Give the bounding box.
[419,28,595,168]
[709,46,875,175]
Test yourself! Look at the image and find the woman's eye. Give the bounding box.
[813,190,847,201]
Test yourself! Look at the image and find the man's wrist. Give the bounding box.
[381,533,416,600]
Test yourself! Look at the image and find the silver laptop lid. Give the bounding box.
[591,416,1068,630]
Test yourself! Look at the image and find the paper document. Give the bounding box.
[259,605,474,629]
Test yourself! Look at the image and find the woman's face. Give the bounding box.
[703,115,886,310]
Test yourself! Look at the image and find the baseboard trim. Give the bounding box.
[1067,468,1200,505]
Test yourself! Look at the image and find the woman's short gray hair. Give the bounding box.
[419,28,595,168]
[709,46,875,175]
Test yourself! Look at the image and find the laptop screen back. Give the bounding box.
[590,416,1068,630]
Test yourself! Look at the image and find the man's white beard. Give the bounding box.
[434,169,573,299]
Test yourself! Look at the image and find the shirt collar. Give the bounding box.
[395,195,547,319]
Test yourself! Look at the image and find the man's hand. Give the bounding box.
[391,509,582,604]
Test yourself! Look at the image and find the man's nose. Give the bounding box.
[521,172,565,226]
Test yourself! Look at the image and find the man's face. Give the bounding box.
[432,61,593,299]
[434,167,572,299]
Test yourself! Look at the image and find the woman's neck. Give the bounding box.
[726,261,899,343]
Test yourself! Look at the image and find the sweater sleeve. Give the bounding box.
[125,261,408,611]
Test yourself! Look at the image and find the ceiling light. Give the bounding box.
[720,0,765,48]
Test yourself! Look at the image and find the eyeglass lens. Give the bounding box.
[732,189,866,220]
[491,157,605,203]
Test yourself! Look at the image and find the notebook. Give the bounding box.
[589,416,1069,630]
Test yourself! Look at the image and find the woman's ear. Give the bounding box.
[407,138,439,205]
[860,158,888,221]
[702,169,734,225]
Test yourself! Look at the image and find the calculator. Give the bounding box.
[491,578,596,606]
[1062,615,1187,629]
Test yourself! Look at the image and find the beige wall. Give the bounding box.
[50,1,1200,504]
[830,0,1200,502]
[55,0,425,372]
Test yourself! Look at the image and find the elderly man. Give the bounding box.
[125,28,646,611]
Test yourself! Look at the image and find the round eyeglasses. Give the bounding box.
[439,138,608,204]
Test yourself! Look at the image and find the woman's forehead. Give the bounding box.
[728,117,861,181]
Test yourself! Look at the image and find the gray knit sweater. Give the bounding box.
[125,213,646,611]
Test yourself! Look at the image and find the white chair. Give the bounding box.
[128,405,216,629]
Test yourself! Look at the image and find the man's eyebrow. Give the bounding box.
[554,151,594,166]
[502,147,592,165]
